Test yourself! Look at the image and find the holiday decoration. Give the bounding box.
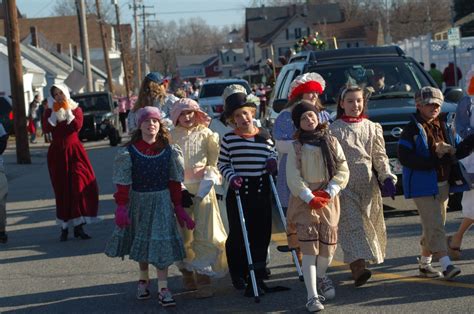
[293,32,327,53]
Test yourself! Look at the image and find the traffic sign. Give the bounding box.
[448,27,461,47]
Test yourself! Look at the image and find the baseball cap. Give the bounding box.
[415,86,444,106]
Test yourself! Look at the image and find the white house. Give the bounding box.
[0,38,46,113]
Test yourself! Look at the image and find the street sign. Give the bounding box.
[448,27,461,47]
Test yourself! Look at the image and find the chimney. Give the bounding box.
[56,43,62,54]
[30,26,39,48]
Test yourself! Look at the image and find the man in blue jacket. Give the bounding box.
[398,86,474,280]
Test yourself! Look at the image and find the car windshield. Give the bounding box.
[309,60,432,106]
[200,82,251,98]
[72,94,111,112]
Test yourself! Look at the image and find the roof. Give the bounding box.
[0,36,69,78]
[0,14,119,51]
[245,3,343,42]
[176,54,218,67]
[0,39,45,74]
[320,20,380,46]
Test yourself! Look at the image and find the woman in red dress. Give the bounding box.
[43,84,99,241]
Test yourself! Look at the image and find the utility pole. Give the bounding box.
[3,0,31,164]
[95,0,114,94]
[113,0,131,98]
[451,4,459,87]
[131,0,142,90]
[76,0,94,92]
[139,5,155,76]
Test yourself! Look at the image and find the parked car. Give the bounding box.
[71,91,122,146]
[264,46,462,207]
[0,96,13,134]
[198,78,254,118]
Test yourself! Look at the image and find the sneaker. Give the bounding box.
[443,265,461,280]
[136,280,151,300]
[158,288,176,307]
[418,258,442,278]
[306,296,325,312]
[317,276,335,300]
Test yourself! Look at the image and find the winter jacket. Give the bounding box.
[398,112,471,198]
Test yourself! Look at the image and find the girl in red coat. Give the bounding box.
[43,84,100,241]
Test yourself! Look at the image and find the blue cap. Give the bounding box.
[145,72,165,84]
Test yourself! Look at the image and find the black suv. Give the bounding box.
[265,46,462,206]
[71,91,122,146]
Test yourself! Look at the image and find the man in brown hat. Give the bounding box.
[398,86,474,280]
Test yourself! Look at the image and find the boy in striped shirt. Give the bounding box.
[218,85,282,297]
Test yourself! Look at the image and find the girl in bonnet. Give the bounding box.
[170,98,228,298]
[42,84,99,241]
[105,106,195,307]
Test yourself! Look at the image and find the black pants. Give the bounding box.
[225,175,272,281]
[119,110,129,133]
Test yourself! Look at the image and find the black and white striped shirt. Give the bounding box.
[218,129,277,181]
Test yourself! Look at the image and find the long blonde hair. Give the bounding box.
[132,77,167,112]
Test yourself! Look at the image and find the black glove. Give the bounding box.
[436,153,457,166]
[456,134,474,160]
[181,189,194,208]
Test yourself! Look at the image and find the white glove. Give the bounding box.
[48,112,57,126]
[196,179,214,199]
[65,109,75,125]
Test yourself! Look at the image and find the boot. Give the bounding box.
[180,269,197,291]
[194,273,214,299]
[73,224,91,240]
[60,228,68,242]
[349,259,371,287]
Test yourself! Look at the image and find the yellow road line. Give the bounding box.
[271,232,474,289]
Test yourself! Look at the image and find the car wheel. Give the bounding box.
[108,127,120,146]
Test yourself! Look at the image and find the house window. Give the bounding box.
[226,56,229,63]
[294,28,301,39]
[278,47,290,57]
[286,28,289,40]
[346,42,351,48]
[233,56,236,62]
[355,42,359,47]
[307,27,310,36]
[263,48,268,59]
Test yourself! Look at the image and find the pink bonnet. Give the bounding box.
[170,98,211,127]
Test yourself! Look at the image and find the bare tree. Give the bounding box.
[148,18,233,76]
[52,0,115,23]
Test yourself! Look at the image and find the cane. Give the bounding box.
[233,188,260,303]
[268,175,304,281]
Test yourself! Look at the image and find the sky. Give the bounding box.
[16,0,253,28]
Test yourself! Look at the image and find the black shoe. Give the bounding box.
[244,281,265,297]
[231,276,246,290]
[257,280,291,293]
[60,228,68,242]
[73,224,91,240]
[0,231,8,243]
[262,267,272,280]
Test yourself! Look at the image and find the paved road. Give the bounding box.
[1,138,473,313]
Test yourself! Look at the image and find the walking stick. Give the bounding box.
[268,175,304,282]
[235,189,261,303]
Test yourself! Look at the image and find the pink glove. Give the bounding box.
[115,205,131,229]
[175,205,195,230]
[230,176,243,190]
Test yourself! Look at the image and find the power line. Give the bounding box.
[157,7,245,15]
